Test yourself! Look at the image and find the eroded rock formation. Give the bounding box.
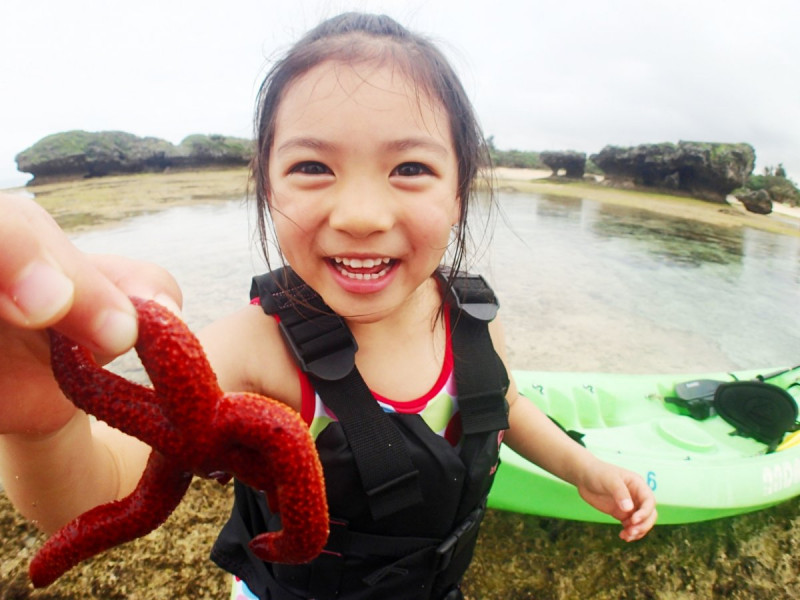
[540,150,586,178]
[591,141,755,202]
[734,188,773,214]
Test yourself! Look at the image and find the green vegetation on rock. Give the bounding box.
[15,130,254,184]
[177,134,254,162]
[742,173,800,207]
[487,136,545,169]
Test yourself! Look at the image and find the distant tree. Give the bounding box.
[776,163,787,178]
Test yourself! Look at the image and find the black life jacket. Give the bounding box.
[211,267,509,600]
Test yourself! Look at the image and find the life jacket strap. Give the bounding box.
[438,270,509,434]
[250,269,357,381]
[251,268,422,521]
[250,267,509,521]
[441,271,499,322]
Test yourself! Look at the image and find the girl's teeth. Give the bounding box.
[332,257,392,280]
[334,257,391,268]
[340,269,389,280]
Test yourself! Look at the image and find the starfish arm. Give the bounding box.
[48,330,179,453]
[130,298,223,431]
[28,450,192,588]
[219,393,329,564]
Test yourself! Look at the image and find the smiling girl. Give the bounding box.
[0,12,655,600]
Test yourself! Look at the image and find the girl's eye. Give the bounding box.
[289,161,331,175]
[392,162,432,177]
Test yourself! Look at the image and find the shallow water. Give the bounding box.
[69,191,800,377]
[5,190,800,599]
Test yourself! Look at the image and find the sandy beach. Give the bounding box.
[491,166,800,232]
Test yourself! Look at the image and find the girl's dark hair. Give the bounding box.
[252,12,492,292]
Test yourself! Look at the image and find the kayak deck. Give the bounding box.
[489,367,800,524]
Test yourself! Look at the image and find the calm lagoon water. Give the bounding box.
[69,191,800,377]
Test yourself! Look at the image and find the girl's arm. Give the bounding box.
[489,318,657,541]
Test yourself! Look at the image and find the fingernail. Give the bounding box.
[154,293,182,318]
[92,308,139,355]
[620,499,634,512]
[10,260,75,325]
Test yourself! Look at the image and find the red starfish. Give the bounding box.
[29,297,328,588]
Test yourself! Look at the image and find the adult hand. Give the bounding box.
[0,192,182,435]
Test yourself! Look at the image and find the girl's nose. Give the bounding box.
[328,181,395,238]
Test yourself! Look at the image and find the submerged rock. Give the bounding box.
[591,141,755,202]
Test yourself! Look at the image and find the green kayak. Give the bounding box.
[488,366,800,524]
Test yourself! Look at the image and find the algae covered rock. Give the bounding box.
[171,134,254,168]
[15,131,253,184]
[591,141,756,202]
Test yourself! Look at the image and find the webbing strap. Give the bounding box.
[251,268,422,520]
[251,270,357,381]
[312,369,423,521]
[450,311,509,434]
[442,271,509,434]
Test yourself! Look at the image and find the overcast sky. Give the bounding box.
[1,0,798,188]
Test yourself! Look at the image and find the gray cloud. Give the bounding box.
[1,0,797,186]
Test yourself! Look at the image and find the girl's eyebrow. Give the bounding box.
[275,136,449,156]
[275,137,335,154]
[383,137,450,157]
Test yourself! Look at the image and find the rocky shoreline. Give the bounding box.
[490,168,800,238]
[14,131,252,185]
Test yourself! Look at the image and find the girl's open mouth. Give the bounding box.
[330,256,394,280]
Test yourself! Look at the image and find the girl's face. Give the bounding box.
[267,60,460,322]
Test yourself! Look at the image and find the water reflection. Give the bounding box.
[534,196,584,221]
[68,191,800,376]
[587,203,744,266]
[477,192,799,371]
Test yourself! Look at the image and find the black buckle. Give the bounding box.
[439,271,499,322]
[251,269,358,381]
[665,396,714,420]
[277,313,357,381]
[434,504,484,572]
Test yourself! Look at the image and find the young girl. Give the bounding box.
[0,12,656,600]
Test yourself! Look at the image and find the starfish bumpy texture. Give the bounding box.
[30,298,328,587]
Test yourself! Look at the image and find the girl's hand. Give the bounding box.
[0,192,182,436]
[576,460,657,542]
